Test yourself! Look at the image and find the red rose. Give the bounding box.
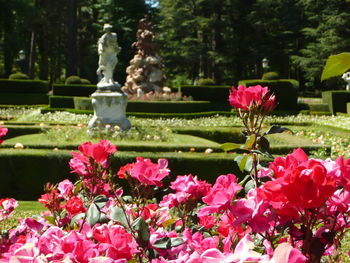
[65,196,85,215]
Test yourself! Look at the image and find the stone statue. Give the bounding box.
[96,24,121,90]
[342,72,350,91]
[87,23,131,133]
[122,17,166,96]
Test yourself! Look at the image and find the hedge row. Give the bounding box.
[238,79,298,110]
[3,125,42,139]
[52,84,96,96]
[0,93,48,105]
[49,96,75,109]
[0,79,49,93]
[179,85,231,102]
[49,96,231,113]
[0,149,239,199]
[74,97,231,113]
[322,90,350,114]
[41,107,236,118]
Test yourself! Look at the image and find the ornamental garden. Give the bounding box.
[1,2,350,262]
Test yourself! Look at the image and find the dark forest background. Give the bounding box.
[1,0,350,91]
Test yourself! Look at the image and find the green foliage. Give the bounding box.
[49,96,75,109]
[292,0,350,88]
[0,79,49,93]
[52,85,96,96]
[0,149,239,199]
[73,97,231,113]
[80,78,91,84]
[0,94,48,105]
[321,53,350,81]
[9,73,30,80]
[197,78,215,86]
[262,72,280,80]
[322,90,350,114]
[180,85,232,102]
[65,75,82,84]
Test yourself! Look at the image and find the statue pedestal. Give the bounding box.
[88,87,131,132]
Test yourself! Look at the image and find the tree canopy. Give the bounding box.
[0,0,349,90]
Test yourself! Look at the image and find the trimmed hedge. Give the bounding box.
[52,84,96,96]
[49,96,75,109]
[0,93,48,105]
[179,85,232,102]
[42,106,238,118]
[0,149,240,199]
[74,97,231,113]
[3,125,42,139]
[0,79,49,93]
[238,79,298,110]
[322,90,350,114]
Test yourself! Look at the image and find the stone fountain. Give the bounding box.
[88,24,131,133]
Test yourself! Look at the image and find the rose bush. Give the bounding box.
[0,87,349,262]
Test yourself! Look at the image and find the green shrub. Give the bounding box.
[180,85,232,102]
[0,79,49,93]
[238,79,298,110]
[65,75,82,84]
[0,149,240,199]
[52,84,96,96]
[262,71,280,80]
[74,98,231,113]
[322,90,350,114]
[9,72,30,80]
[0,93,48,105]
[2,125,42,139]
[80,78,91,84]
[49,96,75,109]
[197,78,215,86]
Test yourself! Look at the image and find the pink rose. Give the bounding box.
[0,126,8,144]
[57,179,74,199]
[229,85,276,113]
[129,157,170,187]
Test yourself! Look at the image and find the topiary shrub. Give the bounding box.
[9,72,30,80]
[52,84,96,96]
[262,71,280,80]
[80,78,91,84]
[197,78,215,86]
[65,75,82,84]
[322,90,350,114]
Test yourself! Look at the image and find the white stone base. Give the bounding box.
[87,90,131,132]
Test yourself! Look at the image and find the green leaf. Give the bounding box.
[86,203,100,226]
[220,142,241,152]
[170,238,185,247]
[73,181,83,195]
[257,136,270,153]
[93,195,108,209]
[264,125,291,135]
[244,179,256,193]
[71,213,85,226]
[153,237,184,249]
[244,134,256,150]
[234,155,248,173]
[110,206,129,229]
[43,216,56,225]
[132,217,150,245]
[321,52,350,81]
